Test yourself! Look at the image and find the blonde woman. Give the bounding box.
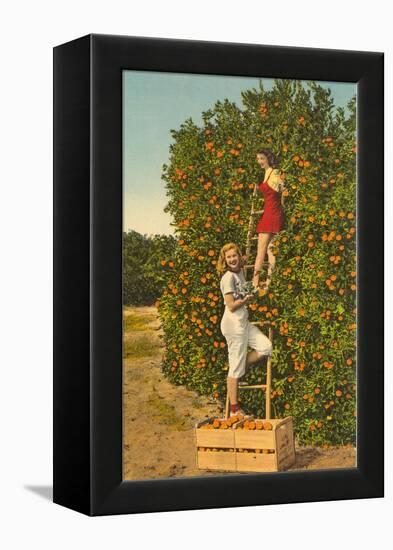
[253,149,286,289]
[217,242,272,417]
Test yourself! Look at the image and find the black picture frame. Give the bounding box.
[53,33,384,516]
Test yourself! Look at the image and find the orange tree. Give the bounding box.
[158,79,356,446]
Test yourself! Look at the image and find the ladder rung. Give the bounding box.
[244,262,270,269]
[239,384,267,390]
[250,320,271,325]
[251,210,264,215]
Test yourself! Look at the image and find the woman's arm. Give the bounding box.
[269,169,286,194]
[224,293,252,312]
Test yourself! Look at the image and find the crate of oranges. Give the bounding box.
[195,416,243,471]
[234,417,295,472]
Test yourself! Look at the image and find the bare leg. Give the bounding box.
[227,377,239,406]
[264,239,276,287]
[267,240,276,272]
[227,353,264,415]
[246,350,263,366]
[253,232,273,288]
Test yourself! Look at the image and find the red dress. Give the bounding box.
[256,169,286,234]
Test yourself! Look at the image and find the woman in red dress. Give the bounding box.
[253,149,286,289]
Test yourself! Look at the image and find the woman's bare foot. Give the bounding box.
[260,263,274,289]
[260,278,271,291]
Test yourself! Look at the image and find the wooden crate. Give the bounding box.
[195,418,236,471]
[195,416,296,472]
[197,447,237,471]
[234,417,295,472]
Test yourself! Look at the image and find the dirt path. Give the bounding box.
[123,306,356,480]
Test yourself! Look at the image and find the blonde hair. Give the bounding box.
[216,242,244,275]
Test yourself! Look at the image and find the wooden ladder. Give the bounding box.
[224,183,274,419]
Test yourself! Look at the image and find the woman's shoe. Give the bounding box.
[230,408,251,419]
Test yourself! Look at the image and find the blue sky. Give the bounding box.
[123,71,356,236]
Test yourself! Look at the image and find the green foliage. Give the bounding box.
[157,79,357,446]
[123,230,177,305]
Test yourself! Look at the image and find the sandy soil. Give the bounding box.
[123,306,356,480]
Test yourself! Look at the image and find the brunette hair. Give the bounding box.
[216,242,245,275]
[256,148,278,168]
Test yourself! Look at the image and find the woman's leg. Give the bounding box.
[264,238,277,287]
[227,377,239,408]
[245,349,264,366]
[253,232,273,288]
[225,330,248,413]
[267,239,276,272]
[247,323,273,368]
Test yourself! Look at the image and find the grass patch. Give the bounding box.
[123,335,159,359]
[124,368,148,384]
[123,312,157,332]
[191,397,204,409]
[145,393,191,431]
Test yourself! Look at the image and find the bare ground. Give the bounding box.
[123,306,356,480]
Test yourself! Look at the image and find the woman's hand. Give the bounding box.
[224,292,254,312]
[241,293,255,305]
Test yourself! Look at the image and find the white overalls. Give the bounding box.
[220,269,272,379]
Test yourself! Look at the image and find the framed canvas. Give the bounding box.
[53,34,384,516]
